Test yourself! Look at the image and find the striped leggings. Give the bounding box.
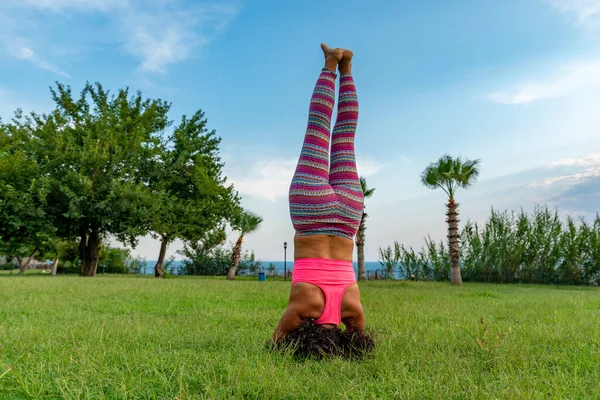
[289,69,363,240]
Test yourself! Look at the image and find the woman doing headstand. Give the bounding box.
[272,44,373,357]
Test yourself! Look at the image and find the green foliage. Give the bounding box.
[1,263,15,270]
[0,118,56,261]
[230,210,264,237]
[226,209,264,279]
[97,246,132,274]
[95,246,150,274]
[359,177,376,199]
[39,82,170,238]
[1,82,241,277]
[421,154,481,197]
[147,110,240,257]
[460,207,600,284]
[128,256,146,274]
[15,82,171,275]
[379,206,600,285]
[182,240,262,276]
[423,236,451,281]
[379,238,451,281]
[378,242,400,279]
[57,240,81,265]
[55,264,80,275]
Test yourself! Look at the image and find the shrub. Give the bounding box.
[1,262,15,270]
[182,243,262,276]
[379,206,600,285]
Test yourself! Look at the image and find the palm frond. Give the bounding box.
[421,155,481,197]
[360,176,376,198]
[231,210,264,236]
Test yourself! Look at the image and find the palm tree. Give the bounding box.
[356,177,376,281]
[226,211,264,280]
[421,155,481,285]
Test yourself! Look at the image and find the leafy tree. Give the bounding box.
[129,256,147,274]
[147,111,239,278]
[0,116,56,274]
[356,177,375,281]
[421,155,481,285]
[97,246,132,274]
[26,82,170,276]
[226,211,263,280]
[580,214,600,283]
[181,228,261,276]
[182,228,227,259]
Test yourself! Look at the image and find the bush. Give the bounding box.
[55,246,139,275]
[56,263,80,275]
[182,243,262,276]
[379,206,600,285]
[1,262,15,270]
[128,257,146,274]
[97,247,131,274]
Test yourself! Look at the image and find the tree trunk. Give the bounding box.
[79,223,101,277]
[51,252,60,276]
[18,249,38,275]
[226,236,243,280]
[356,212,368,281]
[447,197,462,285]
[154,235,168,278]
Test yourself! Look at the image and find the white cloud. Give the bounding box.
[7,45,71,78]
[531,169,600,187]
[121,4,238,74]
[230,159,296,203]
[529,153,600,187]
[489,60,600,104]
[14,46,34,60]
[0,9,72,78]
[357,159,384,176]
[230,157,383,202]
[546,0,600,21]
[548,153,600,167]
[1,1,240,75]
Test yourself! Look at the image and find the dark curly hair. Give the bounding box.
[271,320,375,359]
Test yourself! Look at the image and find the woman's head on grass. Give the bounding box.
[273,320,374,359]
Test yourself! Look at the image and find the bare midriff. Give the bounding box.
[294,234,354,262]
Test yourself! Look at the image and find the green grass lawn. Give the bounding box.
[1,275,599,399]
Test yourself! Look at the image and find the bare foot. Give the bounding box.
[339,49,353,75]
[321,43,344,62]
[321,43,343,72]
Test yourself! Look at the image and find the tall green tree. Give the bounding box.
[27,82,170,276]
[148,111,239,278]
[0,116,56,274]
[421,155,481,285]
[356,177,375,281]
[226,211,263,280]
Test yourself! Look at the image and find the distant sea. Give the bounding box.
[140,260,383,276]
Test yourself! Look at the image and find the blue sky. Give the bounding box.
[1,0,599,261]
